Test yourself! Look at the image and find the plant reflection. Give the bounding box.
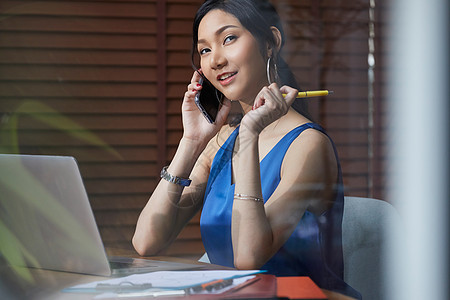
[0,100,121,283]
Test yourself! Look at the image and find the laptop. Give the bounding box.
[0,154,203,276]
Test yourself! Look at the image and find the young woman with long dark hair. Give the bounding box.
[133,1,360,298]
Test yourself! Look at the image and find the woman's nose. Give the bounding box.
[210,50,226,70]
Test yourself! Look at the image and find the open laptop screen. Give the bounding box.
[0,154,112,276]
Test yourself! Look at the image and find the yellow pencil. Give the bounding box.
[282,90,334,98]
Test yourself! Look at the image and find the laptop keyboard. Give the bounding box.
[109,259,157,269]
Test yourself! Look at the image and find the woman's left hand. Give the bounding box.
[241,83,298,135]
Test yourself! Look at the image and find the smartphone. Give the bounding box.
[195,76,223,124]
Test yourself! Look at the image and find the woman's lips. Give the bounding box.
[217,72,237,86]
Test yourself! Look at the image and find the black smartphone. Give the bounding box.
[195,76,223,124]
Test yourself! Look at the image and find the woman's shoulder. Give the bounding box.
[282,110,329,142]
[263,109,314,140]
[275,110,336,165]
[292,126,332,150]
[288,114,333,153]
[284,123,337,175]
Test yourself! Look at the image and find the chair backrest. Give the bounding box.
[198,252,210,263]
[342,196,401,300]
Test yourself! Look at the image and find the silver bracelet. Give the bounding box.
[234,193,264,203]
[160,166,192,187]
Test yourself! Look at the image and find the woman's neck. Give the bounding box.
[238,101,253,114]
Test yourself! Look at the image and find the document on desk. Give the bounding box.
[63,270,263,294]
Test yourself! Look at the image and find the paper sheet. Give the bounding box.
[65,270,263,292]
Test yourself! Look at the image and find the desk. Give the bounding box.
[0,256,355,300]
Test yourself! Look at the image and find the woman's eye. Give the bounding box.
[199,48,210,55]
[224,35,236,44]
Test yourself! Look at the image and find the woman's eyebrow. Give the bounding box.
[198,24,239,45]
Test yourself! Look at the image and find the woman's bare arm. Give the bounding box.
[232,128,337,269]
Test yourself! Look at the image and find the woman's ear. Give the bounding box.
[267,26,283,57]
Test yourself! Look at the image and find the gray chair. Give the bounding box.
[198,252,210,264]
[342,196,401,300]
[199,196,401,300]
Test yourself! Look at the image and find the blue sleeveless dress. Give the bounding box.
[200,123,361,299]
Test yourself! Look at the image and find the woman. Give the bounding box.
[133,0,360,298]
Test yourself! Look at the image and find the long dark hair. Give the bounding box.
[191,0,309,117]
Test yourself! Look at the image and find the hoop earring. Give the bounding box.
[215,89,222,103]
[266,57,279,85]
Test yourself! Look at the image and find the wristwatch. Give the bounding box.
[160,166,192,187]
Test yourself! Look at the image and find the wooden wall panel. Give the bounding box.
[0,0,164,257]
[276,0,377,197]
[372,1,387,200]
[162,0,204,258]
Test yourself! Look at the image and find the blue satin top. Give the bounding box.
[200,122,360,299]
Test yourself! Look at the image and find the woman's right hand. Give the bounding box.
[181,70,231,147]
